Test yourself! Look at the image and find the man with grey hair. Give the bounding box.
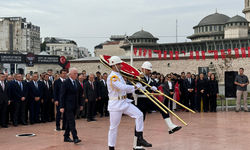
[60,68,83,144]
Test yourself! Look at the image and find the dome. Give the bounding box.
[197,13,230,26]
[131,30,156,39]
[227,15,248,23]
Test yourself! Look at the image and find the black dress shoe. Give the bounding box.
[109,147,115,150]
[22,123,28,125]
[100,115,103,118]
[90,118,97,121]
[186,110,189,112]
[105,114,109,117]
[47,119,53,122]
[2,125,8,128]
[64,137,74,142]
[136,132,152,147]
[76,115,80,119]
[13,124,18,127]
[35,120,41,123]
[81,115,86,118]
[87,119,90,122]
[62,126,65,130]
[42,120,46,123]
[30,122,34,125]
[169,126,182,134]
[74,137,81,144]
[56,127,61,131]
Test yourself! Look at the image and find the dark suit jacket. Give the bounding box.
[183,78,195,93]
[197,79,207,94]
[60,78,82,110]
[84,81,98,101]
[9,80,16,100]
[28,81,43,100]
[135,76,156,95]
[53,79,63,102]
[41,80,53,101]
[11,81,28,103]
[207,80,219,96]
[163,81,175,96]
[98,80,108,98]
[0,81,9,104]
[76,80,84,100]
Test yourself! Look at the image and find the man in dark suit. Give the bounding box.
[98,73,109,117]
[183,72,195,111]
[54,69,67,131]
[12,74,28,126]
[41,73,53,123]
[84,74,98,122]
[0,73,10,128]
[76,73,85,119]
[23,73,30,123]
[47,69,54,83]
[28,73,43,124]
[60,68,83,143]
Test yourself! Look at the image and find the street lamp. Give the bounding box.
[125,36,133,66]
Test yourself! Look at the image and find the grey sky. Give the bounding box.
[0,0,244,56]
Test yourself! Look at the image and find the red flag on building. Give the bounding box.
[201,51,206,60]
[158,50,162,59]
[138,48,142,56]
[164,51,167,59]
[221,50,225,59]
[195,51,199,60]
[190,51,193,59]
[241,47,246,58]
[181,51,186,56]
[214,50,218,60]
[148,49,152,58]
[234,48,239,58]
[175,51,179,60]
[143,49,147,57]
[248,47,250,58]
[227,49,231,55]
[208,50,214,53]
[170,51,174,60]
[134,48,137,56]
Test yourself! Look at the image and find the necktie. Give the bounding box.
[20,82,23,91]
[189,78,191,84]
[46,81,49,89]
[63,79,65,82]
[91,82,94,90]
[35,82,38,90]
[1,82,4,91]
[81,82,83,89]
[73,81,77,91]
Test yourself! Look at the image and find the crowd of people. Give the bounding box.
[0,68,220,130]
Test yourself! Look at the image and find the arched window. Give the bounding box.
[225,44,228,50]
[242,43,245,48]
[209,45,212,50]
[216,45,220,50]
[212,45,215,50]
[220,45,223,50]
[228,44,231,49]
[237,43,240,48]
[233,44,236,49]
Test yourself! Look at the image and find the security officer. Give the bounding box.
[107,56,152,150]
[133,61,182,150]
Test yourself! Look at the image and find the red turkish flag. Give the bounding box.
[170,51,174,60]
[241,47,246,58]
[134,48,137,56]
[208,50,214,53]
[190,51,193,59]
[148,49,152,58]
[234,48,239,58]
[138,48,142,56]
[227,49,231,55]
[143,49,147,57]
[158,50,162,59]
[214,50,218,60]
[221,50,225,60]
[181,51,186,56]
[201,51,205,60]
[175,51,179,60]
[164,51,167,59]
[248,47,250,58]
[195,51,199,60]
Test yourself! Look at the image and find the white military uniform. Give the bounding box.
[107,70,144,147]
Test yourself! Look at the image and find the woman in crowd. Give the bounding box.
[207,73,219,112]
[197,73,207,112]
[163,74,175,111]
[156,74,165,87]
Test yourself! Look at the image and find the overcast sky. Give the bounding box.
[0,0,245,56]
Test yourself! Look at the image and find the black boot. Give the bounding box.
[109,146,115,150]
[136,132,152,147]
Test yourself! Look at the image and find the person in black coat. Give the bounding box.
[84,74,98,122]
[53,69,67,131]
[196,73,208,112]
[60,68,83,143]
[11,74,28,126]
[207,73,219,112]
[163,74,175,111]
[0,73,10,128]
[183,72,195,111]
[98,73,109,117]
[23,73,31,123]
[41,74,53,122]
[28,73,43,124]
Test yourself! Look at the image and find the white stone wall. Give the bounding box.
[225,26,248,39]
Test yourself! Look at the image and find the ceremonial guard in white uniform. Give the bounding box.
[133,61,182,150]
[107,56,152,150]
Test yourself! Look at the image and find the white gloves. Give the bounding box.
[150,86,157,91]
[140,86,146,91]
[135,82,142,89]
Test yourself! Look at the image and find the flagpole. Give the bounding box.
[125,36,133,66]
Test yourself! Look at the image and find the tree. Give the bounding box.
[40,41,46,52]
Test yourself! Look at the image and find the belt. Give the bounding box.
[109,95,127,100]
[137,94,147,98]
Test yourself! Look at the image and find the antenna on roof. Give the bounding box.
[216,8,217,13]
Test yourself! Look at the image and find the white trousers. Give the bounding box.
[108,103,144,147]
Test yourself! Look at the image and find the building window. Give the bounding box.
[219,26,221,31]
[202,26,204,32]
[214,26,217,31]
[225,44,227,49]
[69,47,71,51]
[65,47,66,51]
[205,26,208,32]
[210,26,212,31]
[52,47,54,51]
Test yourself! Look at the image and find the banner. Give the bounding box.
[134,48,137,56]
[175,51,179,60]
[214,50,218,60]
[195,51,199,60]
[201,51,205,60]
[221,50,225,60]
[143,49,147,57]
[190,51,193,59]
[164,51,167,59]
[227,49,231,55]
[138,48,142,56]
[241,47,246,58]
[158,50,162,59]
[248,47,250,58]
[234,48,239,58]
[148,49,152,58]
[208,50,214,53]
[181,51,186,56]
[170,51,174,60]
